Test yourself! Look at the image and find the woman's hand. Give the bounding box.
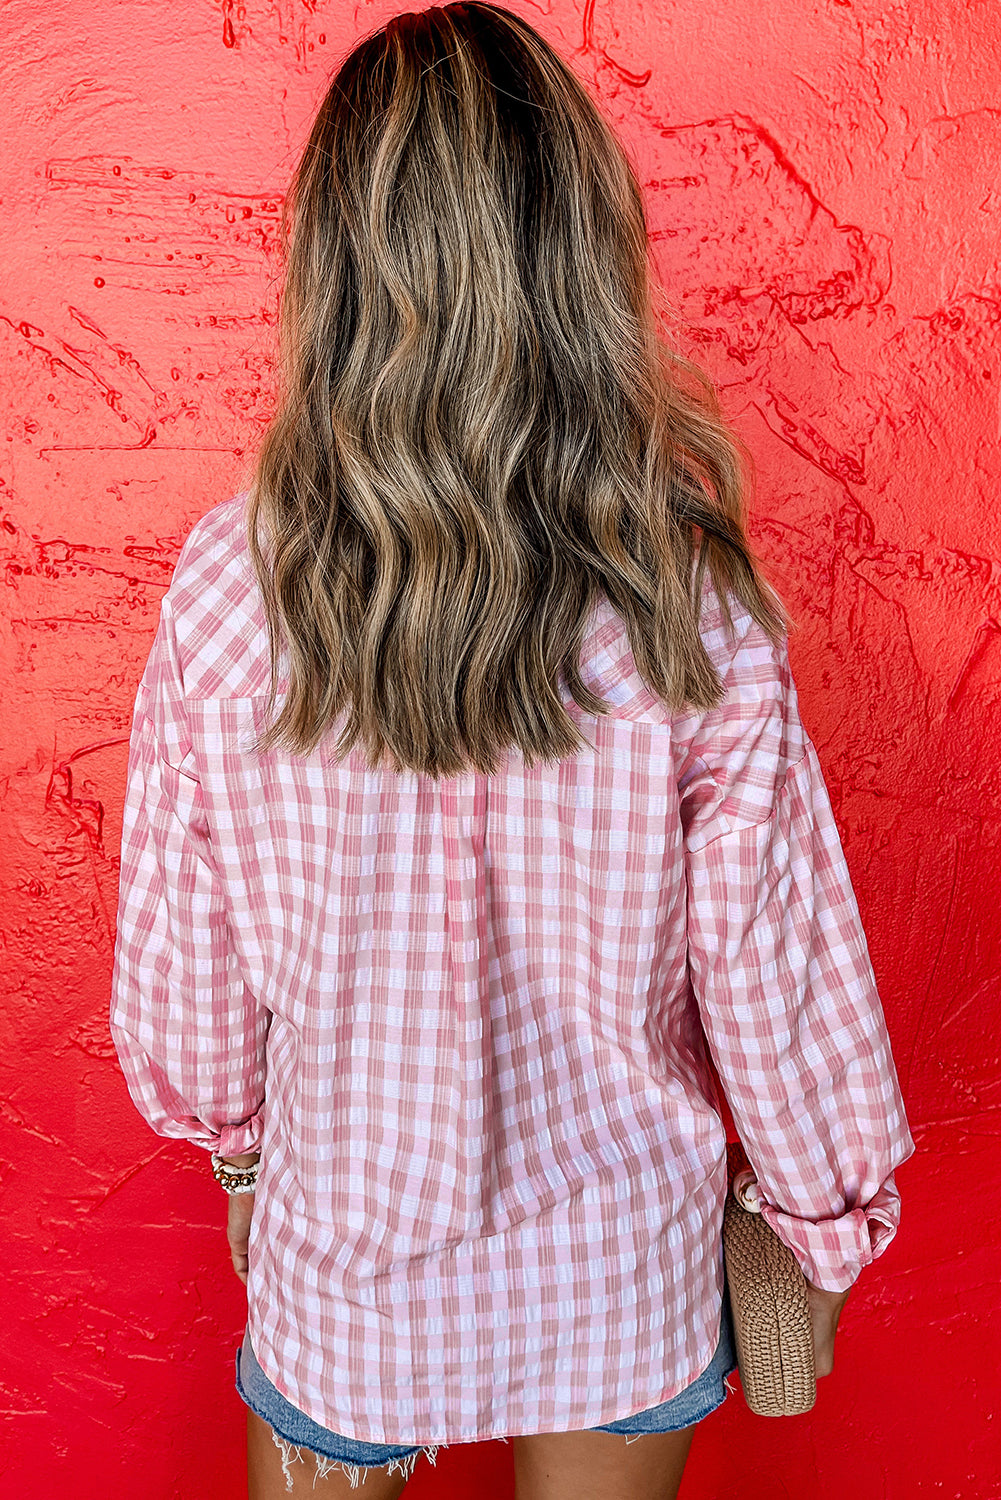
[804,1280,851,1377]
[221,1152,260,1287]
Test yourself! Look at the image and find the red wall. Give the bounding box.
[2,1,998,1494]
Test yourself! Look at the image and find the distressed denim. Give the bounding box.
[235,1289,739,1490]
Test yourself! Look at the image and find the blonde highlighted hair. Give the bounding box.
[246,2,786,777]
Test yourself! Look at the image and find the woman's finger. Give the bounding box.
[227,1192,256,1285]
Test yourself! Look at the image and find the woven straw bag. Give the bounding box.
[722,1140,817,1416]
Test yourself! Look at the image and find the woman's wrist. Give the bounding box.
[219,1151,261,1168]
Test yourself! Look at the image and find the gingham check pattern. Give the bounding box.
[109,493,915,1444]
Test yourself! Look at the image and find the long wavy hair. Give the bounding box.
[246,1,786,778]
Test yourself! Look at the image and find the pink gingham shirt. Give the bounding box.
[109,492,915,1444]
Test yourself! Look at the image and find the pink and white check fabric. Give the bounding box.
[109,492,915,1444]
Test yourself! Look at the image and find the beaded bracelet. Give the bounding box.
[210,1151,260,1194]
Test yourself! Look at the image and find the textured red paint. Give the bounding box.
[1,1,998,1495]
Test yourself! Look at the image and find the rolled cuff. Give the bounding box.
[758,1174,903,1293]
[210,1107,266,1160]
[150,1104,266,1158]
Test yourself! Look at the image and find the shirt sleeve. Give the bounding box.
[108,589,270,1158]
[674,596,916,1293]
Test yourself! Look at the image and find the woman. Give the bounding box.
[109,5,915,1497]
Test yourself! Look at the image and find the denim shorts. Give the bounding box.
[236,1284,738,1490]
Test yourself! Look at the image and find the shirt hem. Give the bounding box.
[246,1303,726,1448]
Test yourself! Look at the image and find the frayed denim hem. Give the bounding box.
[265,1428,512,1491]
